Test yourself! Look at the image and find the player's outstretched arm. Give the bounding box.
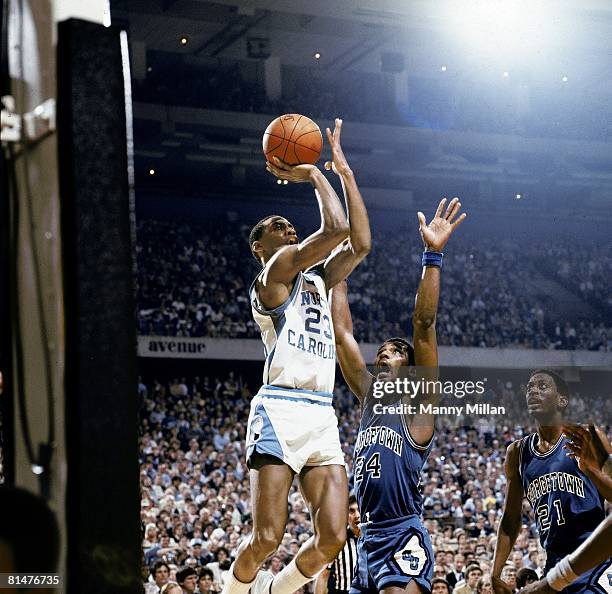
[519,515,612,593]
[562,423,612,501]
[413,197,466,368]
[319,119,372,289]
[492,441,524,593]
[265,157,349,282]
[407,198,466,445]
[331,280,373,402]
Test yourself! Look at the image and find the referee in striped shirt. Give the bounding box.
[314,495,360,594]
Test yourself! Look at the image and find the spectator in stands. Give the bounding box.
[453,564,483,594]
[177,567,198,594]
[500,565,517,591]
[515,568,538,589]
[476,575,492,594]
[197,568,218,594]
[145,561,171,593]
[447,553,466,589]
[432,578,451,594]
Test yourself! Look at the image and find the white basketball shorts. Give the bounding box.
[245,384,345,473]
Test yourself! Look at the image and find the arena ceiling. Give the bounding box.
[112,0,612,80]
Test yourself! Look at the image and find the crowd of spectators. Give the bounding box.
[139,372,610,593]
[546,244,612,317]
[136,218,612,351]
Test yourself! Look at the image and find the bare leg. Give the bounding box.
[294,464,348,577]
[232,460,294,583]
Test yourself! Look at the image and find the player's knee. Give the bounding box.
[249,528,282,560]
[317,527,346,561]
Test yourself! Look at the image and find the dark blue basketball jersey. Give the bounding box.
[354,394,433,524]
[519,433,606,558]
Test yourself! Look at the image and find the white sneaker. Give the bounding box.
[249,570,274,594]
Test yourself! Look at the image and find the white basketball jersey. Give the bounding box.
[250,266,336,394]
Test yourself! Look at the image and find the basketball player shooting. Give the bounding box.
[222,119,371,594]
[491,371,612,594]
[332,197,466,594]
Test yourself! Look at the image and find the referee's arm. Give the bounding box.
[314,567,330,594]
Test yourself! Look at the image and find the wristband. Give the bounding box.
[422,250,444,268]
[547,556,578,591]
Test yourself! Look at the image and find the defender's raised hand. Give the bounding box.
[324,118,352,177]
[562,423,609,474]
[266,156,318,183]
[417,197,466,252]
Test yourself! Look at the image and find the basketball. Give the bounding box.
[262,114,323,165]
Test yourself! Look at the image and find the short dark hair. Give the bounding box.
[249,215,278,262]
[530,369,569,399]
[465,563,483,578]
[348,494,357,506]
[0,486,60,572]
[152,561,170,577]
[378,337,415,366]
[431,578,450,592]
[516,567,539,588]
[199,568,214,581]
[176,567,198,583]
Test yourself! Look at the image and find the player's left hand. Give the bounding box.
[518,578,556,594]
[324,118,352,177]
[562,423,608,474]
[417,197,466,252]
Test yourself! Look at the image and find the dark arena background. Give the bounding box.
[0,1,611,593]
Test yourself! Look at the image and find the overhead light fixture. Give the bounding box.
[503,71,509,78]
[451,1,549,60]
[441,65,447,72]
[313,52,321,60]
[149,168,156,176]
[180,36,189,45]
[562,75,568,82]
[276,179,282,185]
[515,193,522,200]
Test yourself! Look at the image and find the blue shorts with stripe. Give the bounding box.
[350,516,433,594]
[245,385,344,474]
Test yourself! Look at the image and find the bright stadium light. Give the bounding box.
[450,0,549,61]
